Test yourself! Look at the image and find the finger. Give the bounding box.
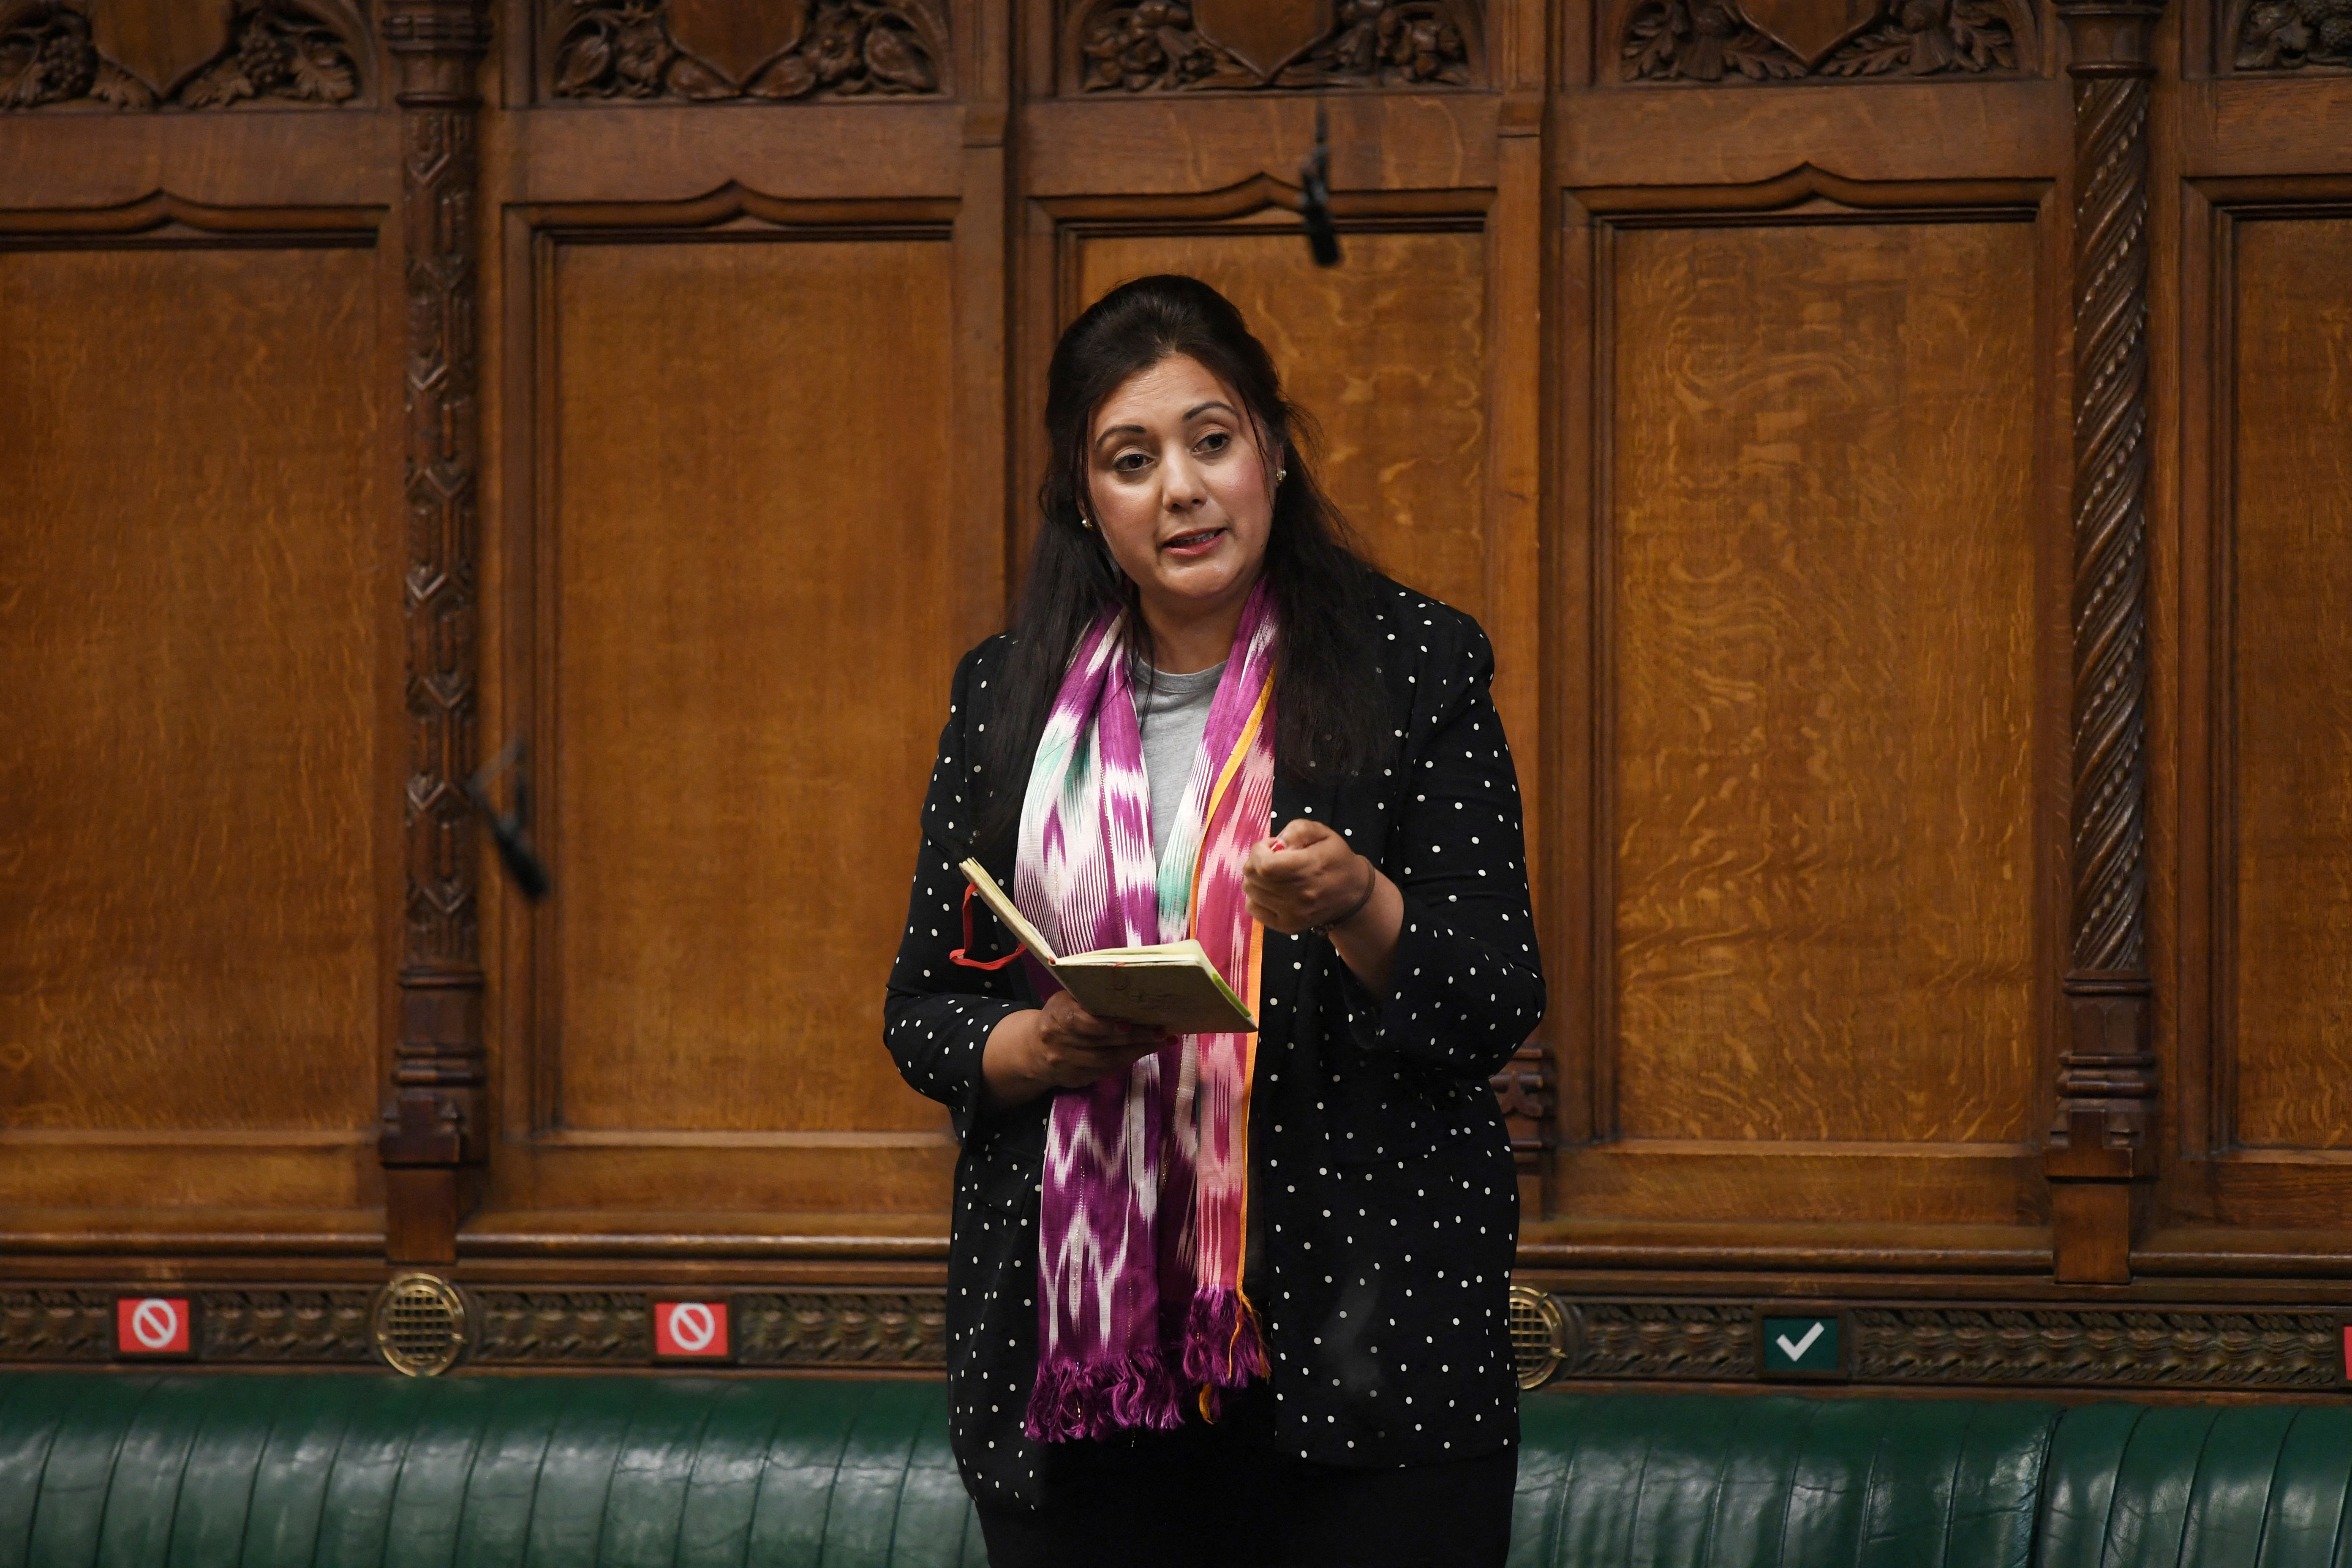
[1247,853,1313,891]
[1047,992,1120,1035]
[1274,818,1332,849]
[1054,1037,1165,1086]
[1247,893,1304,934]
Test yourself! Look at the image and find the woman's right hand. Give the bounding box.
[981,992,1170,1110]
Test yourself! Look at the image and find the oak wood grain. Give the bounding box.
[0,246,383,1166]
[1608,218,2041,1147]
[543,234,960,1140]
[2228,215,2352,1151]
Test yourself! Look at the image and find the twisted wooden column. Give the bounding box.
[378,0,492,1265]
[2045,0,2164,1285]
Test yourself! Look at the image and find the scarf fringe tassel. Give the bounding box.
[1181,1289,1270,1388]
[1023,1348,1185,1442]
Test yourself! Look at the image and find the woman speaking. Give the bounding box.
[885,275,1543,1568]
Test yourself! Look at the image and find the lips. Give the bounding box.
[1162,527,1225,554]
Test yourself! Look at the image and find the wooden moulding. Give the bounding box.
[0,1286,948,1372]
[11,1281,2350,1393]
[378,0,494,1266]
[1532,1294,2352,1392]
[2044,0,2165,1288]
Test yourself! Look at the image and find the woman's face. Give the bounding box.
[1083,352,1274,630]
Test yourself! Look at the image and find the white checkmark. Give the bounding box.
[1775,1323,1826,1361]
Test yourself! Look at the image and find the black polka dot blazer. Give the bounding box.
[885,580,1546,1511]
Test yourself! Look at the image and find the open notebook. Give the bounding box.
[956,859,1256,1035]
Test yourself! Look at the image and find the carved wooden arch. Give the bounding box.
[517,180,963,234]
[1575,159,2049,219]
[0,189,382,239]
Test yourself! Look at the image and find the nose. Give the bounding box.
[1161,447,1208,512]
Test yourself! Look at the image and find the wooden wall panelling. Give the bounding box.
[2042,0,2165,1287]
[1541,164,2066,1265]
[483,188,981,1245]
[466,0,1004,1260]
[0,195,394,1253]
[2165,175,2352,1257]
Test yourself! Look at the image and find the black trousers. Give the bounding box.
[974,1388,1516,1568]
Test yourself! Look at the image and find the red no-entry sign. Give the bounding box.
[653,1300,729,1360]
[116,1296,191,1356]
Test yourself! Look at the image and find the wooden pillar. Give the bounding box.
[378,0,492,1266]
[2045,0,2164,1285]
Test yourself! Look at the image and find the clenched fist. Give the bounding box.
[1242,818,1374,934]
[1243,818,1404,993]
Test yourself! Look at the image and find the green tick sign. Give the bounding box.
[1759,1313,1844,1379]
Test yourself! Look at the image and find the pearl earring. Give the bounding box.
[1276,468,1288,484]
[1079,514,1096,531]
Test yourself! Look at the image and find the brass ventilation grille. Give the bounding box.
[373,1272,467,1377]
[1508,1285,1566,1389]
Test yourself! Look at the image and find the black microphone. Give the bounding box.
[467,735,553,903]
[1300,101,1342,269]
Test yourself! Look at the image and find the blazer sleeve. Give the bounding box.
[883,641,1031,1144]
[1355,615,1546,1082]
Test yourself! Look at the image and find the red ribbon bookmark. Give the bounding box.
[948,883,1025,970]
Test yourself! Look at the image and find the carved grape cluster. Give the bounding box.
[0,3,134,108]
[172,1,358,106]
[0,0,354,110]
[1078,3,1238,92]
[1823,0,2017,75]
[1624,0,2019,81]
[1623,0,1805,80]
[1078,0,1473,91]
[2239,0,2352,68]
[552,0,940,101]
[1308,0,1471,84]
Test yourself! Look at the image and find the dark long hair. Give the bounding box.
[984,275,1390,833]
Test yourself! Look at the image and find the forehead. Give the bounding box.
[1089,353,1238,439]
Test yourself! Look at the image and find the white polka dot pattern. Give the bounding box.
[882,580,1544,1511]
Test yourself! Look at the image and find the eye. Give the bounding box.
[1111,449,1151,475]
[1195,431,1231,456]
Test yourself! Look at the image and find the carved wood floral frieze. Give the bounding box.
[1621,0,2025,81]
[2236,0,2352,69]
[0,0,362,109]
[547,0,945,101]
[1073,0,1478,92]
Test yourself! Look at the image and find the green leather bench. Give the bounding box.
[2,1371,2347,1565]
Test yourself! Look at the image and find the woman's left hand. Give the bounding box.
[1244,819,1404,991]
[1242,819,1374,935]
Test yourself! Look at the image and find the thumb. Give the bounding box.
[1273,817,1334,849]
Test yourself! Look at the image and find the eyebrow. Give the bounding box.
[1092,400,1241,450]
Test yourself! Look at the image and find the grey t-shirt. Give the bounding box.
[1134,661,1226,864]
